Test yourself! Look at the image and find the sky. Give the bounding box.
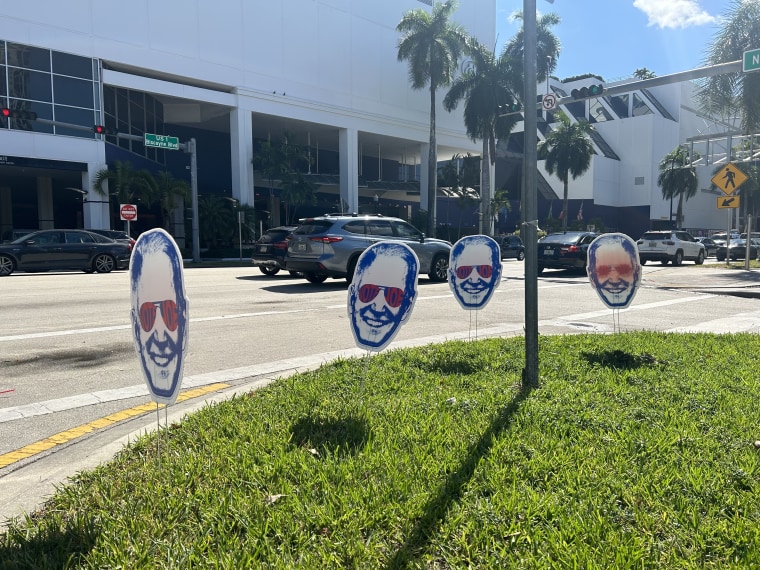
[495,0,731,82]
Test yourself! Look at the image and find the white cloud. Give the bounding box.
[633,0,717,29]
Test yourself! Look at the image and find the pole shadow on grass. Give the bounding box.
[290,413,370,457]
[382,384,534,570]
[0,516,98,568]
[582,349,663,369]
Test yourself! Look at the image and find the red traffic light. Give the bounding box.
[1,107,37,120]
[93,125,117,135]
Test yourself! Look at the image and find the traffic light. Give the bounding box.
[498,101,522,115]
[93,125,117,135]
[1,107,38,120]
[570,84,604,100]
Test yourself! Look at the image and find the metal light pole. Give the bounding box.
[186,138,200,263]
[522,0,539,387]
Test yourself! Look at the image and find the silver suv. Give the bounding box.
[285,214,451,284]
[637,230,705,266]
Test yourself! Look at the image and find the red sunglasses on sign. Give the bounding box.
[455,264,493,280]
[595,263,633,279]
[358,284,405,308]
[139,300,179,332]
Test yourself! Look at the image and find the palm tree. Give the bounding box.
[93,160,156,228]
[537,111,595,230]
[197,194,234,249]
[397,0,466,238]
[657,147,699,230]
[698,0,760,134]
[502,11,561,83]
[279,170,317,224]
[153,171,190,231]
[633,68,656,80]
[443,36,522,235]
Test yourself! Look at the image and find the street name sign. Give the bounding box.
[744,48,760,73]
[144,133,179,150]
[711,162,748,195]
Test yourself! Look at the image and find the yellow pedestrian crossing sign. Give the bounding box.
[717,195,740,209]
[711,162,748,195]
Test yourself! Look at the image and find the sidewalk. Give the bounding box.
[642,263,760,298]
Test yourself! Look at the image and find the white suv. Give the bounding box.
[637,230,705,266]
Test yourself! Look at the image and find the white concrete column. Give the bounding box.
[0,186,12,237]
[230,107,254,206]
[339,128,359,214]
[82,163,111,229]
[37,176,54,229]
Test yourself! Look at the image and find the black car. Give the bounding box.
[87,229,136,251]
[500,235,525,261]
[695,237,718,257]
[251,226,298,276]
[715,239,758,262]
[537,231,598,275]
[0,229,132,276]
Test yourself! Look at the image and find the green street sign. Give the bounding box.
[743,48,760,73]
[144,133,179,150]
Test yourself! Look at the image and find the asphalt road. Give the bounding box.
[2,259,760,526]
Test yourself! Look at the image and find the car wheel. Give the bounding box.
[673,250,683,266]
[0,255,15,276]
[304,272,328,284]
[517,250,525,261]
[93,254,115,273]
[695,250,705,265]
[346,256,359,283]
[259,266,280,276]
[428,253,448,282]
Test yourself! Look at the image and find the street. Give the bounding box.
[1,259,760,524]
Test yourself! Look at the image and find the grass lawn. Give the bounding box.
[2,332,760,568]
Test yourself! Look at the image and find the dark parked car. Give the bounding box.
[251,226,298,276]
[695,237,718,257]
[500,235,525,260]
[715,239,758,262]
[87,229,136,251]
[537,231,598,275]
[0,229,131,276]
[286,214,451,284]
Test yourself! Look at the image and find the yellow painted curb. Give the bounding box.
[0,383,230,469]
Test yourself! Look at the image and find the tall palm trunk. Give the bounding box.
[562,176,569,230]
[480,138,490,234]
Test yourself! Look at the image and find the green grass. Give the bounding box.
[3,332,760,568]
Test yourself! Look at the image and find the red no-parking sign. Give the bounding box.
[120,204,138,221]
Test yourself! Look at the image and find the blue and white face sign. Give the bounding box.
[448,235,502,310]
[586,233,642,310]
[347,241,419,352]
[130,229,189,405]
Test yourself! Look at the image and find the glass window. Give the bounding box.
[342,220,366,234]
[0,42,5,65]
[54,105,95,137]
[589,100,613,123]
[607,94,629,118]
[392,220,421,238]
[6,43,50,72]
[563,100,586,122]
[53,75,93,107]
[130,94,145,131]
[52,51,93,79]
[632,93,652,117]
[8,68,52,101]
[7,99,53,133]
[367,220,393,237]
[66,231,95,244]
[116,89,129,122]
[103,85,116,116]
[0,65,6,97]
